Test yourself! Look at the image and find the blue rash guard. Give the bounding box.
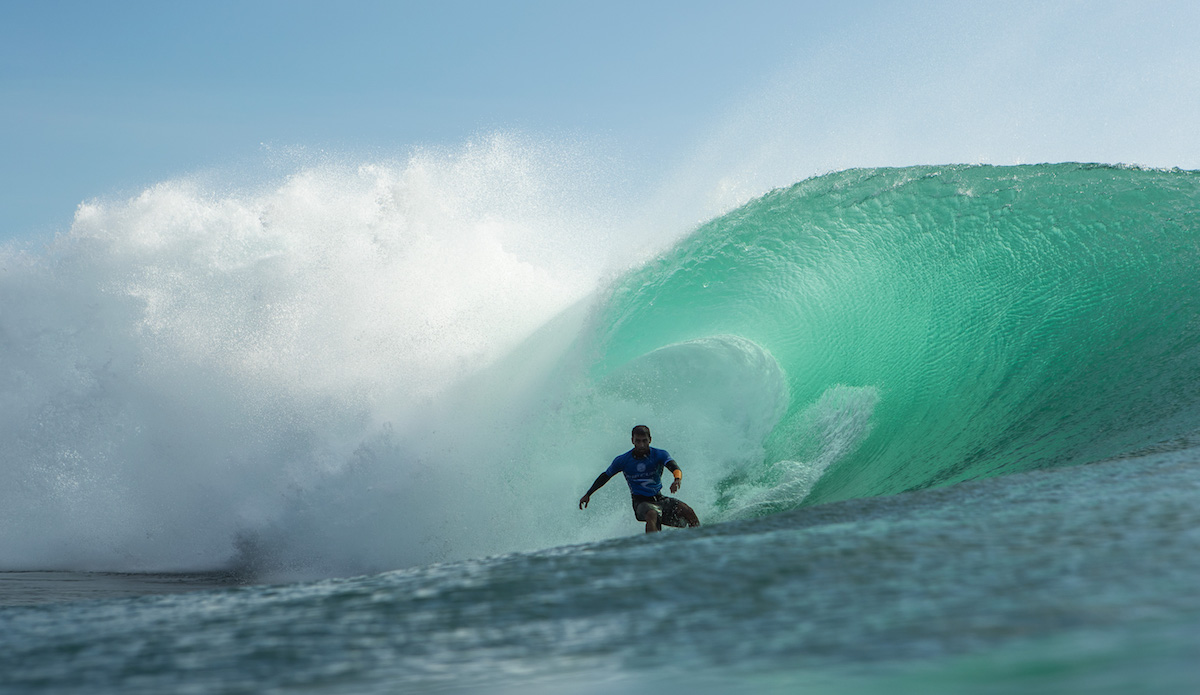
[605,447,674,497]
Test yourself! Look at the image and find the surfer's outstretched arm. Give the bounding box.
[579,472,613,509]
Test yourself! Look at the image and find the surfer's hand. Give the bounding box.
[670,479,681,493]
[579,495,590,510]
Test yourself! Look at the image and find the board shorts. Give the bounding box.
[631,494,688,527]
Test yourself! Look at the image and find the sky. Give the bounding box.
[3,0,1199,244]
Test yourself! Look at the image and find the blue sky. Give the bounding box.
[3,0,1199,243]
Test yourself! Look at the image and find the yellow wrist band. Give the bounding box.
[673,469,683,480]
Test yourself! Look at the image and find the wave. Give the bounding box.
[592,163,1200,508]
[3,159,1198,577]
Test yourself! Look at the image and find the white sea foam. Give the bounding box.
[0,135,648,576]
[718,384,881,519]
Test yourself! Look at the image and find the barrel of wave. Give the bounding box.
[592,164,1200,507]
[581,334,878,522]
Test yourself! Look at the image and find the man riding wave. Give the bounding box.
[578,425,700,533]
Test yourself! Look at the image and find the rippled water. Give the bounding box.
[5,440,1200,693]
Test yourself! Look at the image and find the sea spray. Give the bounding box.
[0,136,637,576]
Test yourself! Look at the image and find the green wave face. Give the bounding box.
[593,164,1200,510]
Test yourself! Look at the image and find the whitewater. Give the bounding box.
[3,146,1200,693]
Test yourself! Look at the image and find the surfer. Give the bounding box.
[578,425,700,533]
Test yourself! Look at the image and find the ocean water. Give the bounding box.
[3,158,1200,692]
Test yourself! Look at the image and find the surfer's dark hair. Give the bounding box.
[632,425,651,437]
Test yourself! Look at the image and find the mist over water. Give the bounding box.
[0,135,673,577]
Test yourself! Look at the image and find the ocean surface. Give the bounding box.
[3,161,1200,692]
